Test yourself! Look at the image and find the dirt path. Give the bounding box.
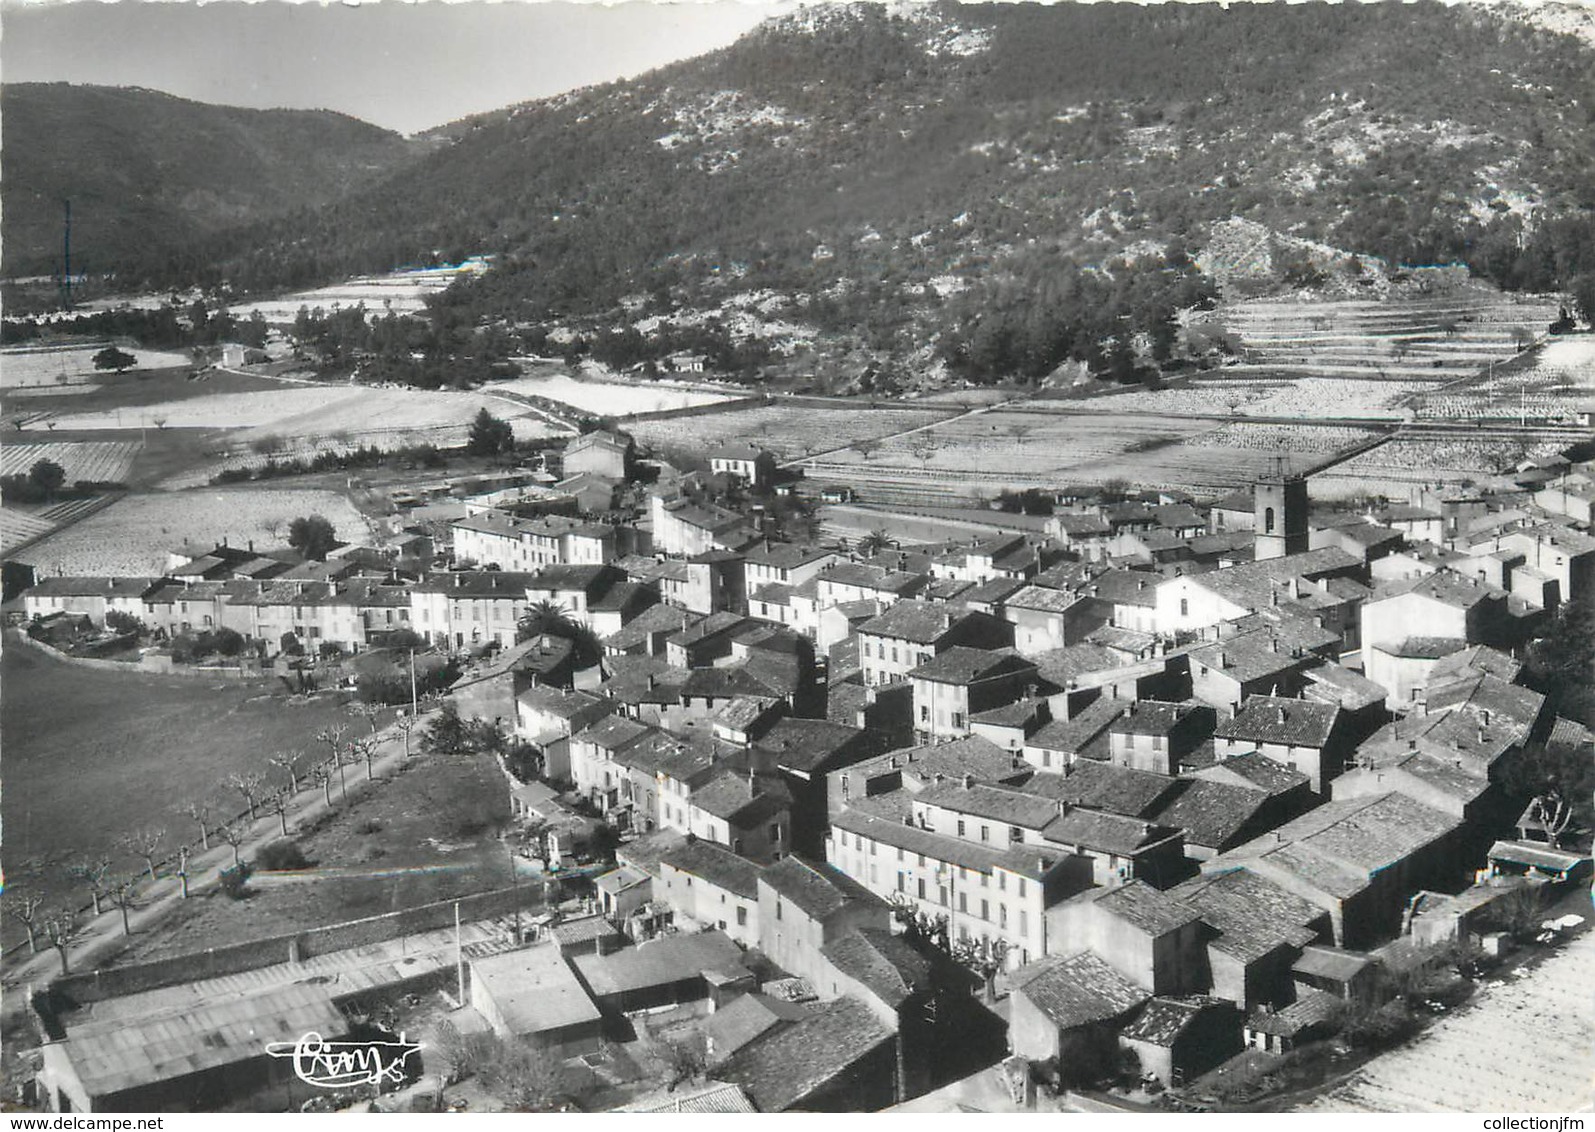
[1300,929,1595,1113]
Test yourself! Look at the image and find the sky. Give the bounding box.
[0,0,794,134]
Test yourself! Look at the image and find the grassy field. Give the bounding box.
[489,366,737,415]
[0,639,361,941]
[630,403,958,460]
[17,485,370,575]
[111,749,517,963]
[0,343,194,388]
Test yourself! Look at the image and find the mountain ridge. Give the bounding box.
[7,2,1594,386]
[0,82,422,278]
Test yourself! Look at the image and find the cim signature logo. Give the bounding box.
[265,1031,424,1089]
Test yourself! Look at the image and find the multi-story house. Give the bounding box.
[1106,701,1215,775]
[1003,584,1111,657]
[23,577,159,627]
[856,601,1013,687]
[410,571,540,650]
[649,495,753,557]
[909,648,1040,743]
[813,562,926,612]
[709,442,778,488]
[524,564,629,629]
[1213,695,1346,794]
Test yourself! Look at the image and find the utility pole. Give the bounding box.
[454,900,465,1005]
[61,199,72,311]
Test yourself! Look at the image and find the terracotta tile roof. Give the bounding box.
[1088,880,1203,936]
[915,780,1062,829]
[1026,696,1127,758]
[1215,696,1339,748]
[1038,761,1181,818]
[1042,808,1178,858]
[759,855,882,922]
[691,771,792,826]
[1121,996,1230,1047]
[659,837,763,899]
[1011,951,1149,1030]
[1192,751,1310,796]
[1168,868,1324,962]
[1150,779,1271,851]
[820,927,931,1009]
[716,997,895,1112]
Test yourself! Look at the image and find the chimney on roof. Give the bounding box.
[222,536,228,548]
[1276,706,1287,724]
[454,574,463,589]
[248,539,254,553]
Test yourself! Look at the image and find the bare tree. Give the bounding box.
[316,723,349,767]
[217,819,247,868]
[109,879,137,937]
[43,908,80,975]
[66,856,112,916]
[473,1033,571,1112]
[907,431,940,469]
[1527,790,1574,849]
[183,798,214,851]
[332,743,351,802]
[269,749,306,794]
[228,771,268,822]
[5,891,45,954]
[268,789,294,838]
[121,827,166,883]
[311,761,337,808]
[394,715,419,760]
[261,517,285,543]
[349,736,379,782]
[663,1033,708,1090]
[850,438,880,462]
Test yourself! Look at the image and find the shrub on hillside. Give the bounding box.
[254,841,312,871]
[218,861,254,900]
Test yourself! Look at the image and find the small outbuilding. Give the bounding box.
[1118,995,1242,1088]
[468,944,604,1057]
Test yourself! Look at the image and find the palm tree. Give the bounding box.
[858,528,893,556]
[517,599,576,643]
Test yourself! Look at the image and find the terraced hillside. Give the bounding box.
[1219,292,1561,383]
